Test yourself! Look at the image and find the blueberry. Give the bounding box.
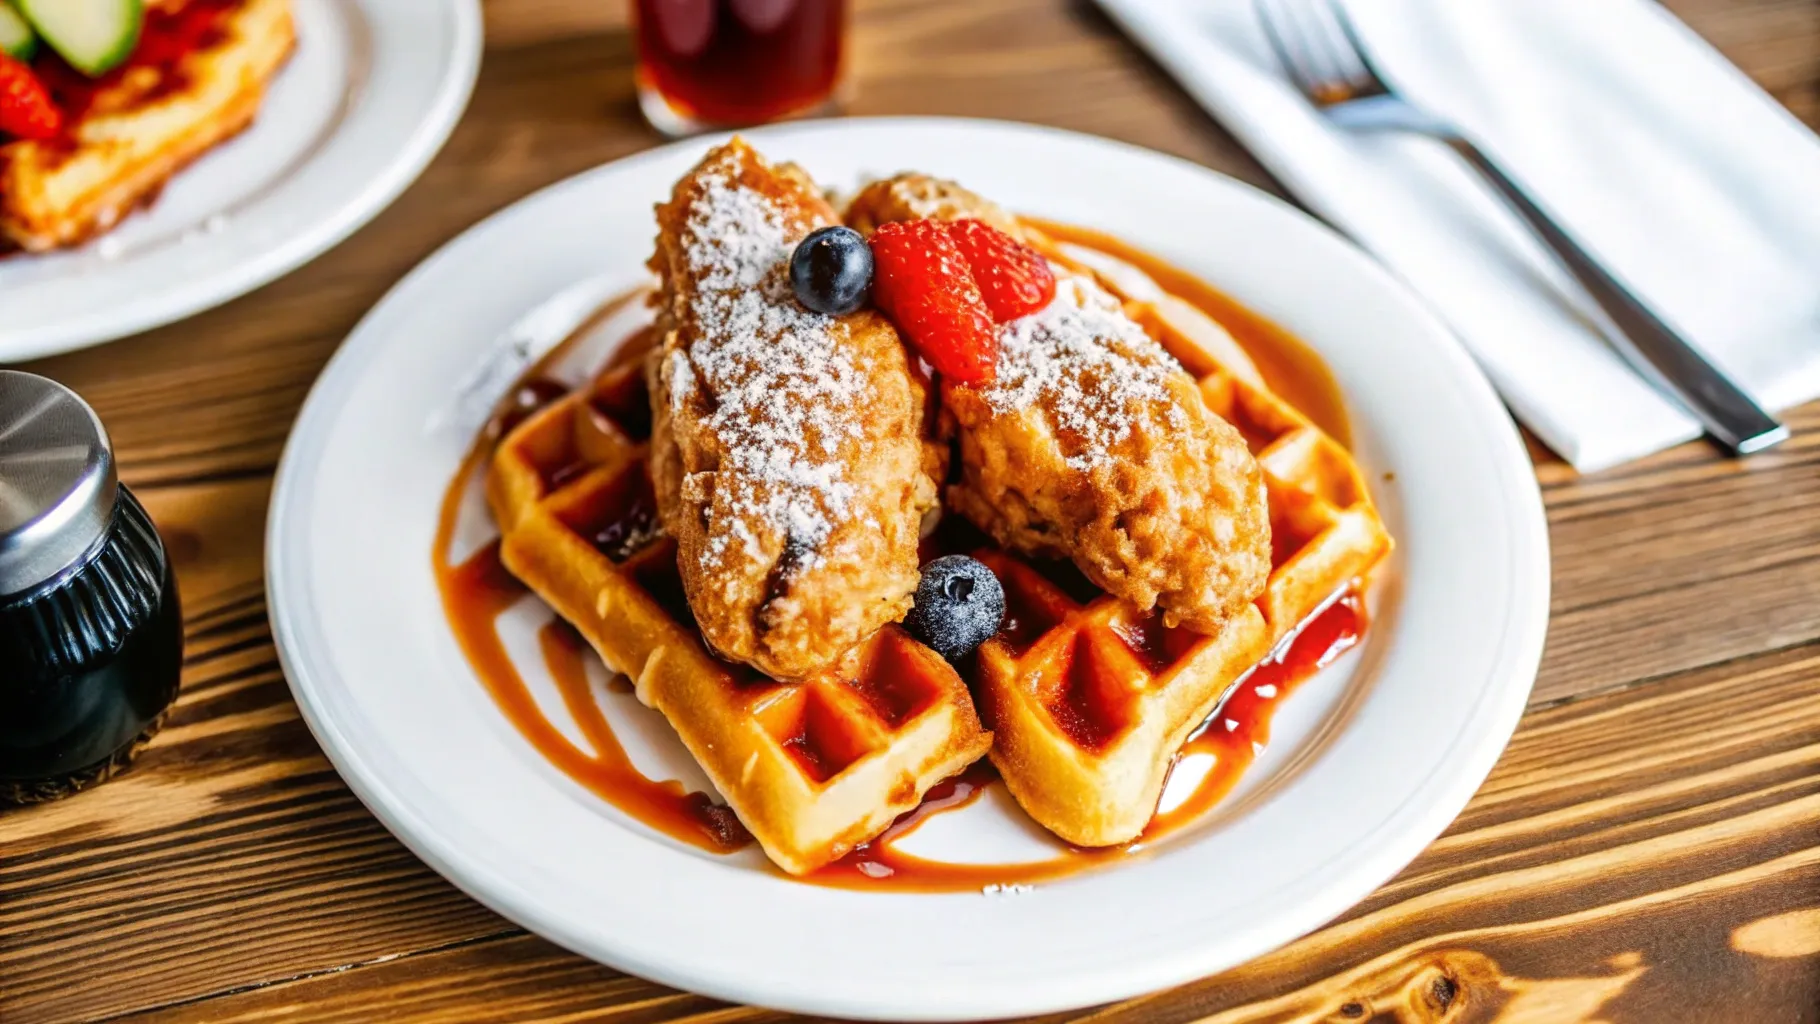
[790,226,873,315]
[905,555,1006,663]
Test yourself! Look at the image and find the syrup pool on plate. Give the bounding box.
[434,228,1375,891]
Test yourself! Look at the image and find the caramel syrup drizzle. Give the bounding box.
[433,227,1372,890]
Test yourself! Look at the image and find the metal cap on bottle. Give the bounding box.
[0,371,118,599]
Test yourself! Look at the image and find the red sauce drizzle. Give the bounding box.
[1146,593,1366,838]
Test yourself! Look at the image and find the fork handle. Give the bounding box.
[1445,137,1788,456]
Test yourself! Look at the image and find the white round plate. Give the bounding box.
[268,119,1549,1021]
[0,0,481,363]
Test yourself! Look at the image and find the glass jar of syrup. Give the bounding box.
[0,371,183,804]
[633,0,848,137]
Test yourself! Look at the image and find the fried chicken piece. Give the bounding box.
[846,175,1271,634]
[646,142,941,680]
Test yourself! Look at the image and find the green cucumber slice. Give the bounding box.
[0,2,37,61]
[17,0,142,77]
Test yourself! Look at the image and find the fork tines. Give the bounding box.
[1253,0,1388,104]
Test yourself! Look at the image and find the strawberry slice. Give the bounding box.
[0,51,60,141]
[945,219,1056,323]
[871,219,1000,384]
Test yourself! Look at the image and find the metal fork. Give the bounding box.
[1254,0,1788,456]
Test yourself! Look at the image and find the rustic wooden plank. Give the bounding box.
[1534,407,1820,702]
[64,640,1820,1024]
[115,934,756,1024]
[1664,0,1820,124]
[483,0,625,50]
[4,0,1817,1021]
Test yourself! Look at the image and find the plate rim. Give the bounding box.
[0,0,484,362]
[267,116,1551,1020]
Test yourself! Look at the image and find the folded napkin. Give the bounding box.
[1093,0,1820,471]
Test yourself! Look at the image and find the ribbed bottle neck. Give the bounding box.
[0,487,167,680]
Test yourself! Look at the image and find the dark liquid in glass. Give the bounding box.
[635,0,846,130]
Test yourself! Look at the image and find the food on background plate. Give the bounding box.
[462,138,1392,879]
[0,0,295,252]
[0,5,36,62]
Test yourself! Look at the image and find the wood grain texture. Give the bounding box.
[4,0,1819,1021]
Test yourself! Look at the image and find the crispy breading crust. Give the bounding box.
[846,175,1272,634]
[0,0,295,252]
[646,141,941,681]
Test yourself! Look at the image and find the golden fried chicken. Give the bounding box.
[646,141,940,680]
[846,175,1271,634]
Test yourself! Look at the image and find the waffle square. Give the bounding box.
[974,552,1272,848]
[487,355,992,876]
[973,278,1393,848]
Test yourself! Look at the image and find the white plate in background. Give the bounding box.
[0,0,481,362]
[267,118,1549,1021]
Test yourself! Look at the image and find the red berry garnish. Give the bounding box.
[0,54,62,143]
[945,219,1056,323]
[870,219,1000,384]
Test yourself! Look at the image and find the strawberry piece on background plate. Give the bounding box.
[0,51,61,141]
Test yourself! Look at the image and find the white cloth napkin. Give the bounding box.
[1092,0,1820,471]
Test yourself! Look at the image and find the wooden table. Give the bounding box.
[6,1,1819,1020]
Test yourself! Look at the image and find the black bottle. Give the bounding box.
[0,371,183,803]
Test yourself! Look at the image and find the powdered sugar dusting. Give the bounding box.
[983,276,1184,469]
[676,169,866,571]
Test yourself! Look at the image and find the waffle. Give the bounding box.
[0,0,295,252]
[486,346,992,876]
[974,247,1393,847]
